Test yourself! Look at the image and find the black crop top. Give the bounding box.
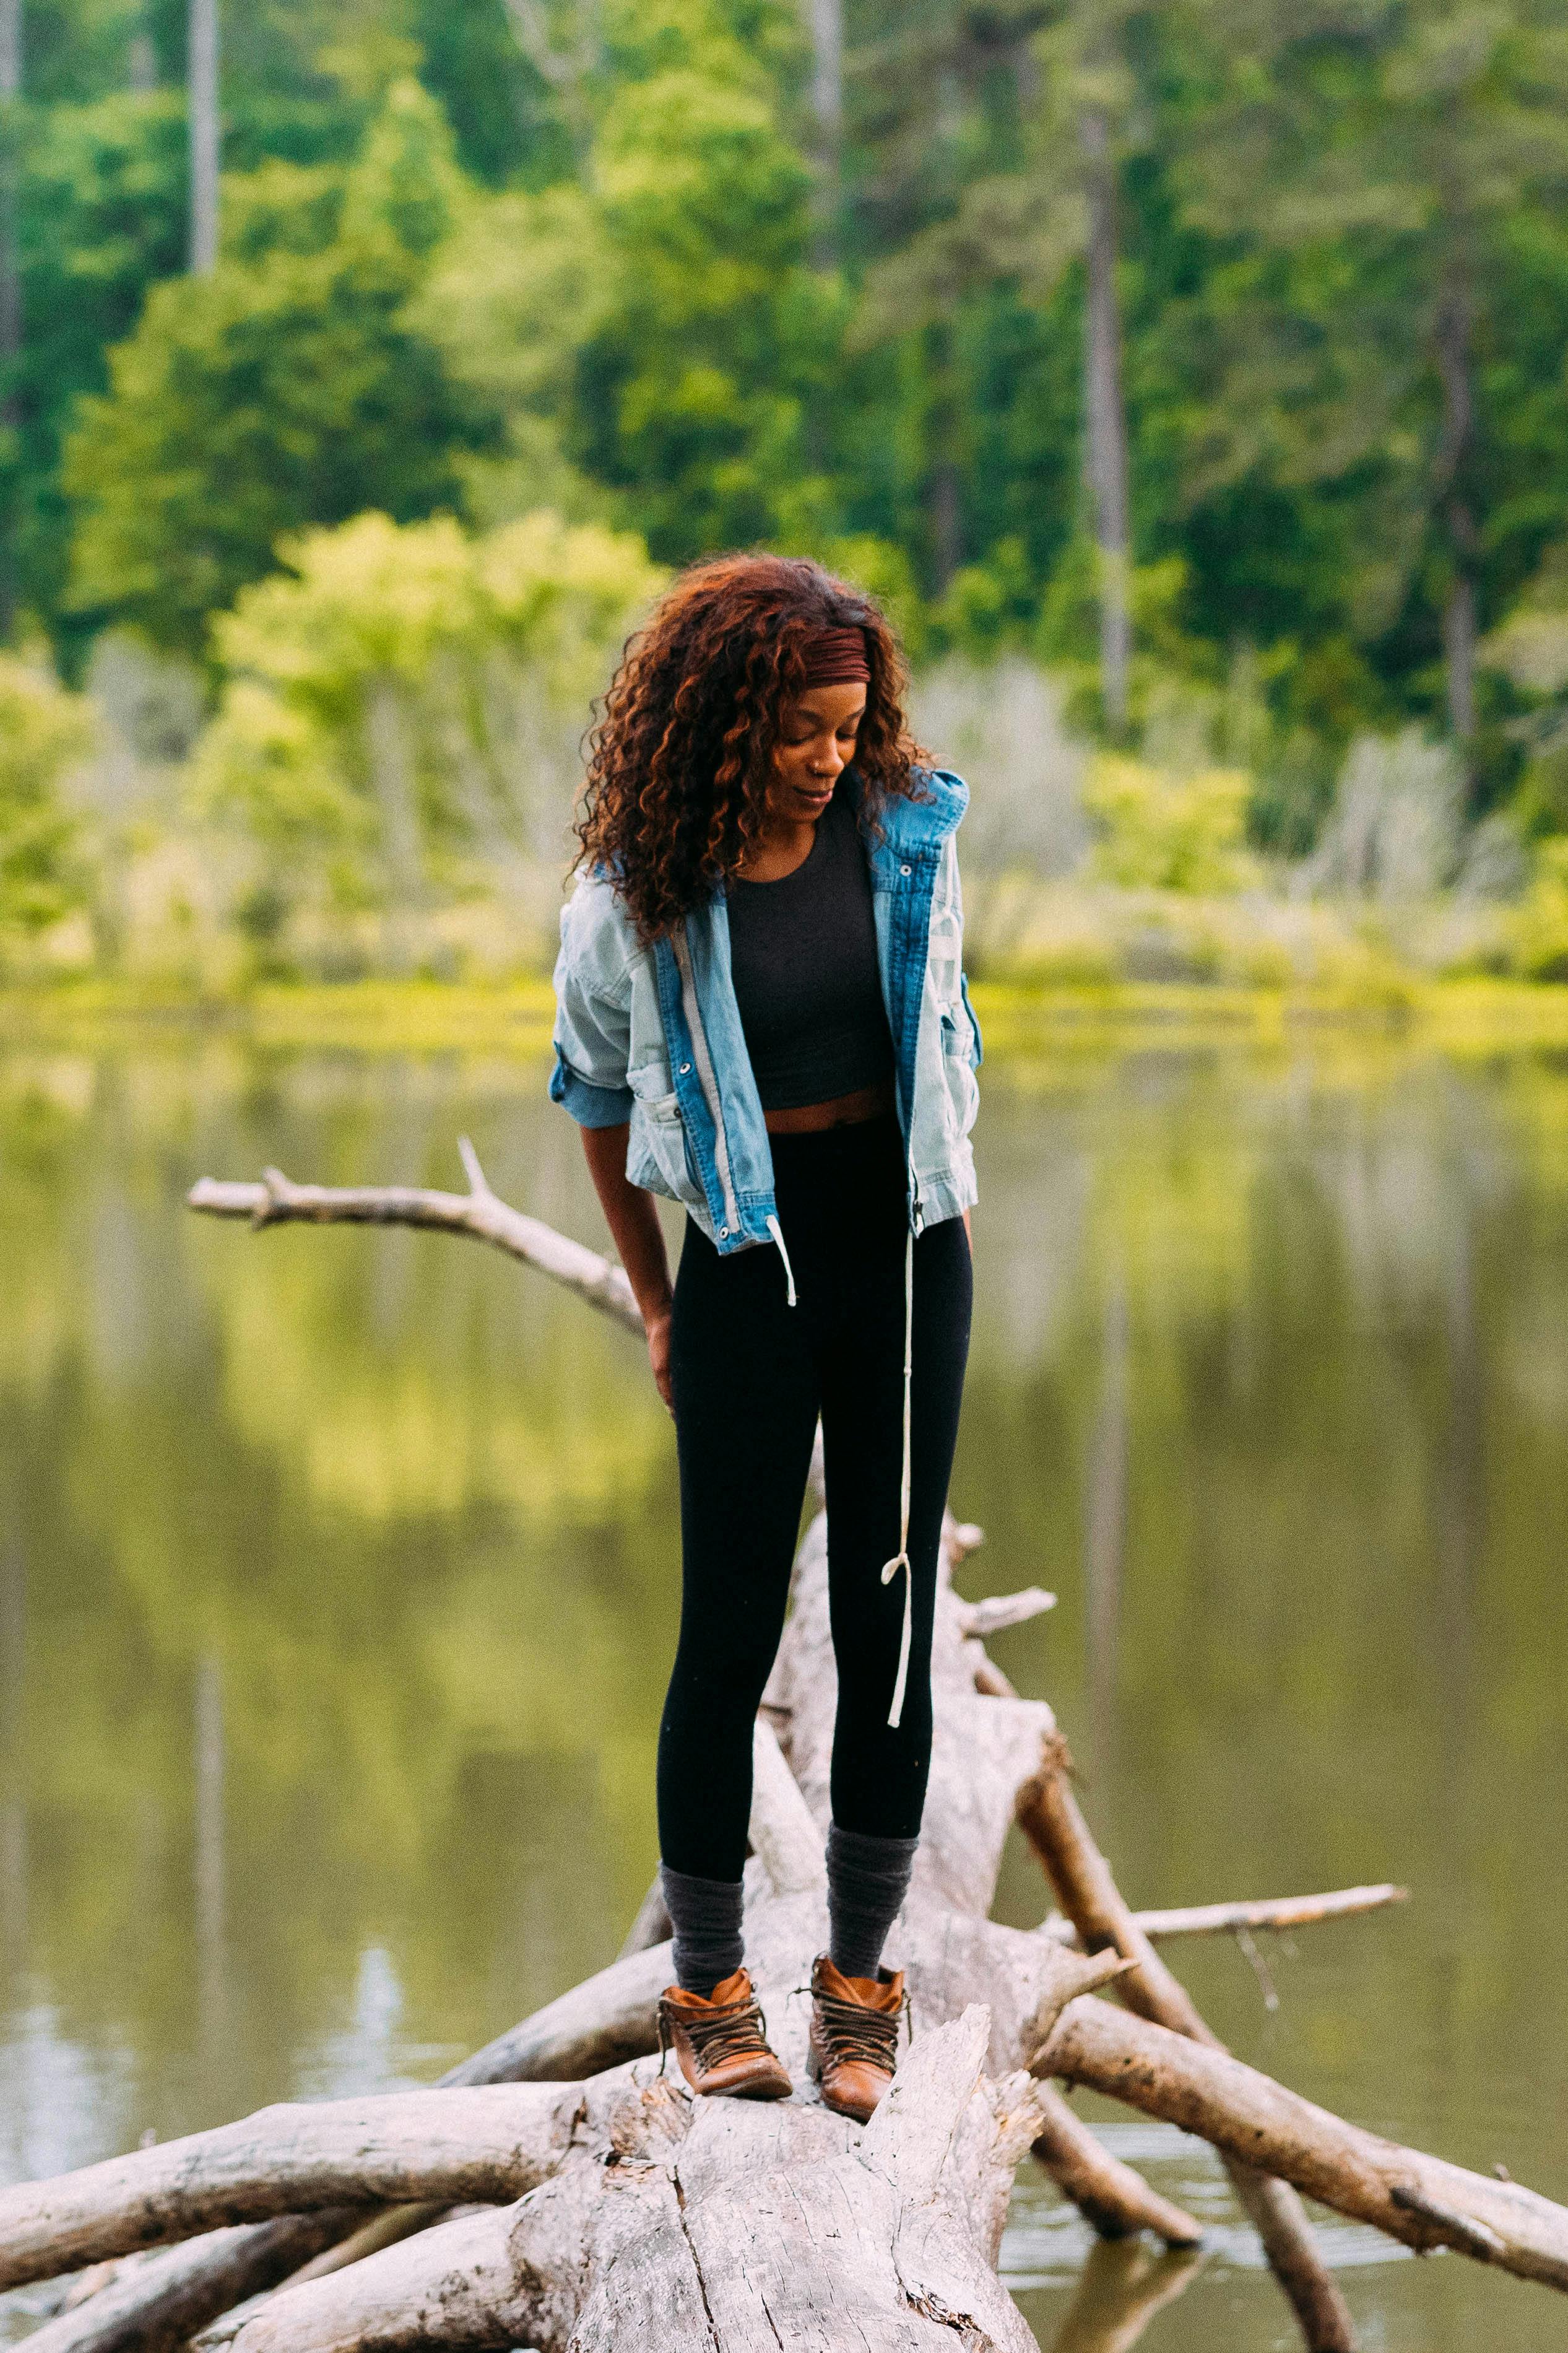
[727,791,895,1111]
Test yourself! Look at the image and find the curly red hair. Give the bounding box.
[574,554,927,942]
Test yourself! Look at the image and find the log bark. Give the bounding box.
[1039,1997,1568,2293]
[214,2011,1058,2353]
[1029,2085,1202,2250]
[1018,1736,1358,2351]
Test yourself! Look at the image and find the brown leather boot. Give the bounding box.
[656,1967,793,2100]
[807,1954,904,2122]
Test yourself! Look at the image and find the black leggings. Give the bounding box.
[656,1115,972,1883]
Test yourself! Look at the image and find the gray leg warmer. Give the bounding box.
[826,1823,919,1981]
[660,1863,745,1995]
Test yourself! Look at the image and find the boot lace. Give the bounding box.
[658,1989,776,2077]
[813,1988,902,2074]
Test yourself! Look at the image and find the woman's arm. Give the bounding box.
[580,1124,675,1411]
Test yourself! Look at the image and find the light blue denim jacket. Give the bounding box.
[548,768,982,1256]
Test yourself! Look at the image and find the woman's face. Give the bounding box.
[768,683,867,824]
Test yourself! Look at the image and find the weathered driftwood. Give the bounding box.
[1040,1884,1408,1951]
[14,2217,365,2353]
[1037,1998,1568,2292]
[206,2008,1065,2353]
[1018,1735,1357,2351]
[30,1158,1531,2353]
[0,2089,582,2289]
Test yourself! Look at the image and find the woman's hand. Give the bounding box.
[645,1303,675,1414]
[579,1124,676,1412]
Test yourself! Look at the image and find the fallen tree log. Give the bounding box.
[10,2219,366,2353]
[215,2009,1054,2353]
[33,1154,1526,2353]
[0,2089,582,2290]
[1038,1996,1568,2292]
[1018,1738,1357,2351]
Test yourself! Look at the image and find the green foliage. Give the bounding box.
[11,0,1568,894]
[196,508,662,908]
[0,654,93,937]
[61,82,490,652]
[418,8,841,562]
[1083,753,1257,894]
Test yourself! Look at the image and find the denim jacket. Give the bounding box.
[548,767,982,1256]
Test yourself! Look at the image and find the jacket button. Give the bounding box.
[899,862,912,875]
[719,1225,729,1238]
[679,1062,691,1074]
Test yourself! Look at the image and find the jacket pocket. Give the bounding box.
[938,1013,980,1141]
[626,1089,701,1204]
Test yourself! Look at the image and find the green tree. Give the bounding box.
[195,506,661,941]
[1169,0,1568,773]
[421,4,843,563]
[0,646,90,938]
[61,79,494,651]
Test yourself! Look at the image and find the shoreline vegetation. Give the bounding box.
[8,970,1568,1056]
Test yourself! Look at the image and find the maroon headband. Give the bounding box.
[799,625,870,685]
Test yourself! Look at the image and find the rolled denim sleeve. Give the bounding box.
[550,882,636,1127]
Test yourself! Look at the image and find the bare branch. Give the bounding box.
[186,1150,641,1335]
[1039,1884,1409,1949]
[1030,2082,1203,2250]
[1039,1998,1568,2294]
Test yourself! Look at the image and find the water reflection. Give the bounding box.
[1047,2239,1203,2353]
[1,1029,1567,2351]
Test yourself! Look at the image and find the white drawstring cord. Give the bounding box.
[766,1214,798,1307]
[880,1225,915,1728]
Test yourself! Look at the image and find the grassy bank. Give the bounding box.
[6,971,1568,1058]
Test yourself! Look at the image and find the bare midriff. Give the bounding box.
[762,1076,896,1136]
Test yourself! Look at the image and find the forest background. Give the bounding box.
[7,0,1568,995]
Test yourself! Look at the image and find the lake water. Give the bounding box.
[2,1018,1566,2352]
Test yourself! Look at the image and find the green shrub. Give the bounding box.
[0,655,93,942]
[1082,754,1257,894]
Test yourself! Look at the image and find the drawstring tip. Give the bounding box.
[765,1214,797,1307]
[882,1549,913,1729]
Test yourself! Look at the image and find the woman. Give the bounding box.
[550,554,980,2122]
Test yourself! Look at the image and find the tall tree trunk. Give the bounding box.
[1080,107,1131,736]
[129,22,157,90]
[803,0,842,261]
[188,0,219,274]
[0,0,20,640]
[1434,279,1477,755]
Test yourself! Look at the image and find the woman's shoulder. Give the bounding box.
[885,765,969,849]
[558,866,646,996]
